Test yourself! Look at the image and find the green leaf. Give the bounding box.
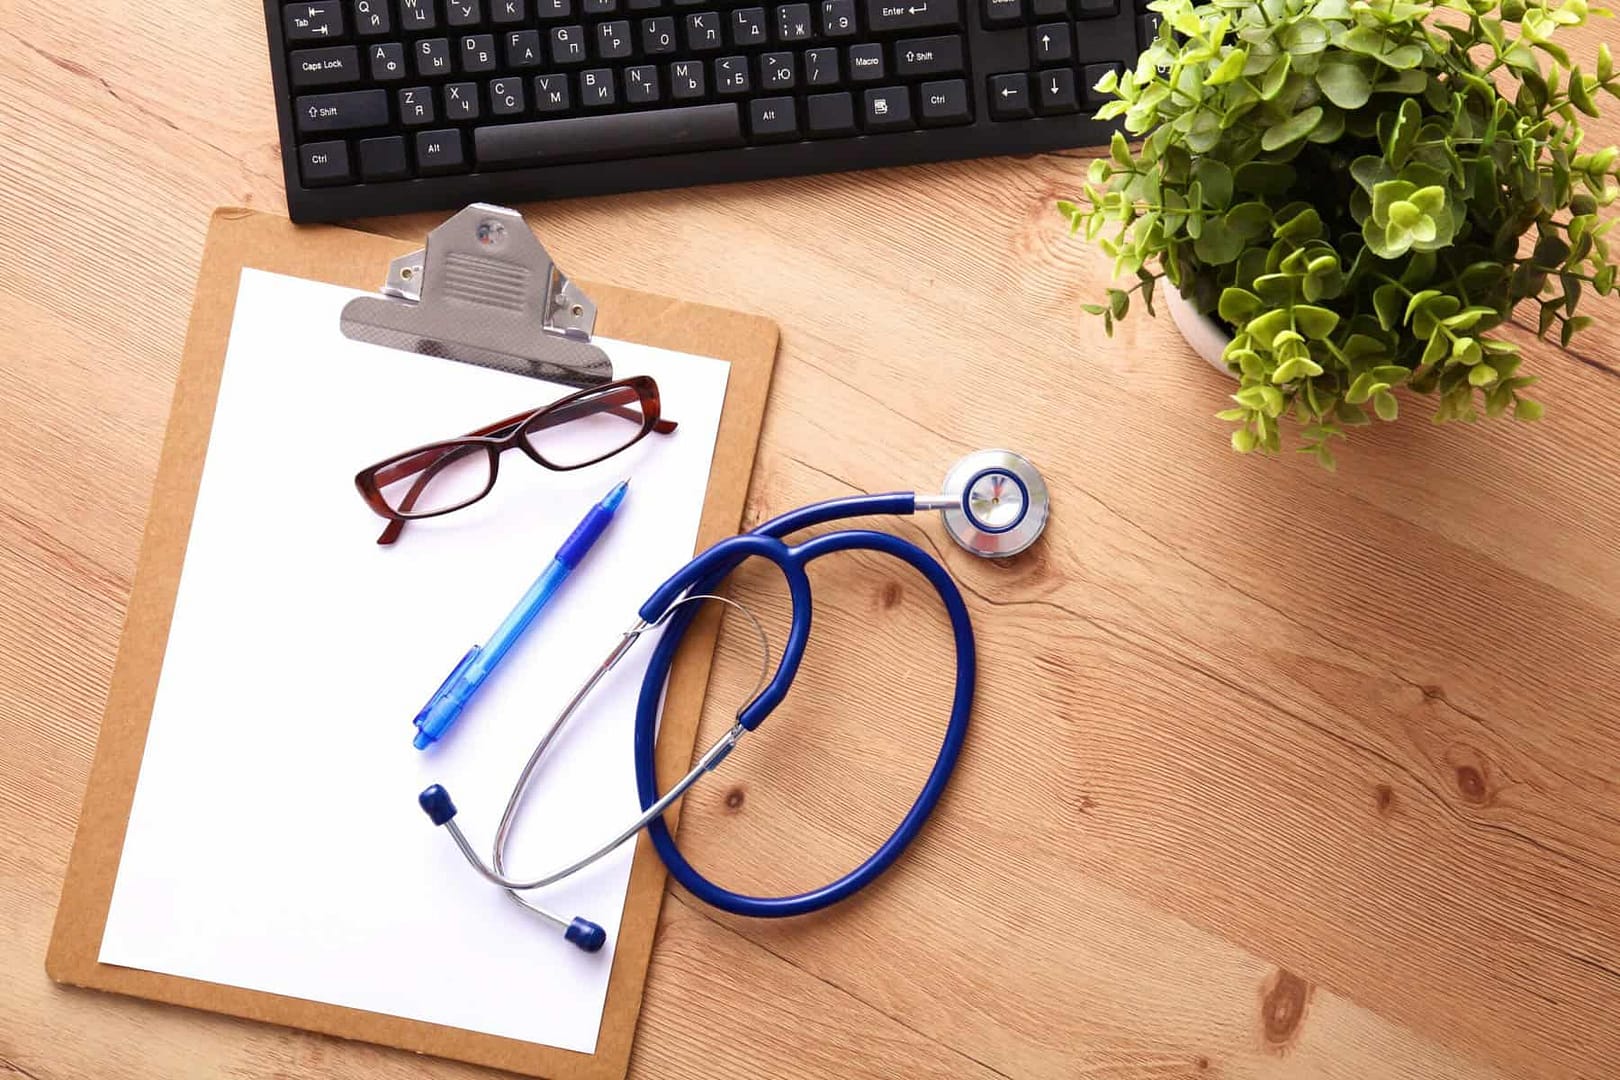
[1469,363,1498,386]
[1373,389,1399,421]
[1373,283,1403,330]
[1193,158,1234,208]
[1293,304,1341,339]
[1233,160,1295,194]
[1109,130,1132,168]
[1217,287,1263,323]
[1515,397,1545,421]
[1281,16,1330,55]
[1207,47,1249,85]
[1262,106,1323,151]
[1274,206,1323,241]
[1316,57,1373,109]
[1232,427,1259,452]
[1260,52,1292,100]
[1193,217,1244,264]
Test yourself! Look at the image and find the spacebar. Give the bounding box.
[475,105,744,167]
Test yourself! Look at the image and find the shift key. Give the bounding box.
[866,0,960,32]
[296,90,388,134]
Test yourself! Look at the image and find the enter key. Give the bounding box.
[866,0,961,32]
[894,34,965,76]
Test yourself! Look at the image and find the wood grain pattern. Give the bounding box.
[2,3,1618,1078]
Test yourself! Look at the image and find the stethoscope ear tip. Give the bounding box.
[419,784,458,826]
[565,917,607,952]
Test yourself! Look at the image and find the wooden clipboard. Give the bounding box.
[46,207,779,1080]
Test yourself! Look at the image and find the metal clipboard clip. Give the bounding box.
[339,204,613,388]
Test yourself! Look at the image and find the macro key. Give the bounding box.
[298,140,351,185]
[290,46,360,87]
[919,77,970,125]
[285,2,344,41]
[295,89,388,133]
[894,35,963,77]
[865,0,960,32]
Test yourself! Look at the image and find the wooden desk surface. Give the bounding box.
[4,5,1618,1079]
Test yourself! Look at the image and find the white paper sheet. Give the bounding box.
[98,269,731,1054]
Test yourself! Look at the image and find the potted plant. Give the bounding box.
[1063,0,1620,466]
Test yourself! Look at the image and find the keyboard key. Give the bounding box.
[533,73,572,111]
[1081,60,1123,108]
[552,25,588,62]
[358,135,409,178]
[1076,0,1116,14]
[399,86,435,123]
[750,95,798,139]
[445,82,480,119]
[416,128,467,173]
[400,0,437,29]
[492,0,528,21]
[733,7,768,45]
[982,0,1021,26]
[535,0,571,15]
[1032,22,1070,63]
[987,71,1031,118]
[822,0,858,34]
[298,139,351,184]
[687,12,723,49]
[919,77,970,124]
[1036,66,1077,112]
[776,3,813,40]
[1030,0,1064,15]
[894,35,962,76]
[296,89,388,133]
[807,91,856,135]
[369,42,406,80]
[716,55,750,93]
[760,51,796,89]
[462,34,497,72]
[507,29,544,66]
[291,45,359,87]
[848,42,884,81]
[584,0,619,12]
[866,0,959,32]
[475,103,743,164]
[863,85,912,131]
[489,76,526,115]
[447,0,482,24]
[804,47,840,86]
[628,0,660,11]
[669,59,706,97]
[598,20,633,57]
[1137,11,1161,46]
[581,68,616,105]
[354,0,392,35]
[285,2,344,41]
[625,64,661,102]
[416,38,452,75]
[643,16,678,52]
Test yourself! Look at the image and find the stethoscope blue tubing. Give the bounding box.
[630,492,977,918]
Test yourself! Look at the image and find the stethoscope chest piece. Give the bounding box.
[939,449,1050,558]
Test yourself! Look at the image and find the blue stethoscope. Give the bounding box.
[418,450,1051,952]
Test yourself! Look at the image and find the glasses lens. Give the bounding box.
[522,384,648,468]
[375,443,493,517]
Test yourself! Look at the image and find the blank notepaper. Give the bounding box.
[98,269,730,1054]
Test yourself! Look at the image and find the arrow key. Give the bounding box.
[1032,22,1071,64]
[1036,66,1078,113]
[285,2,344,41]
[987,72,1031,120]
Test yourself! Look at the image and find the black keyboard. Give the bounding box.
[264,0,1154,221]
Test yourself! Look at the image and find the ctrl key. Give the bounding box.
[298,140,352,186]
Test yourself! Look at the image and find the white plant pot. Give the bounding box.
[1165,287,1236,379]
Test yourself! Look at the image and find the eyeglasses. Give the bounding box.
[354,375,676,545]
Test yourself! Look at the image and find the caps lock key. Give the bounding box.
[866,0,960,32]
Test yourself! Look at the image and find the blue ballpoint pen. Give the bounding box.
[412,480,629,750]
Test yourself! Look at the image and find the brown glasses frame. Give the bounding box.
[354,375,677,545]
